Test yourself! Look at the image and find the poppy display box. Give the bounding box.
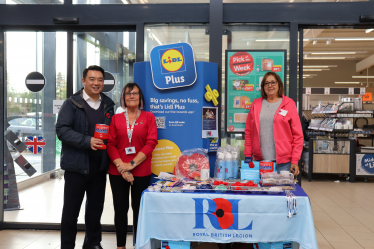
[162,241,192,249]
[253,241,292,249]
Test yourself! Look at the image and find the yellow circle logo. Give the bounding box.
[151,139,181,176]
[161,49,184,72]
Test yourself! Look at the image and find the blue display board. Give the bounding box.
[135,61,218,178]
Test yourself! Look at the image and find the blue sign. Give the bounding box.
[361,154,374,174]
[150,42,197,90]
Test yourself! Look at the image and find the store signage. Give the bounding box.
[150,42,197,90]
[324,88,330,95]
[348,88,354,95]
[103,71,116,93]
[360,88,366,95]
[193,198,253,230]
[135,61,218,177]
[225,50,287,133]
[363,93,372,101]
[53,100,65,114]
[306,88,311,94]
[356,154,374,175]
[25,72,45,92]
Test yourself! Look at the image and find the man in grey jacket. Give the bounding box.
[56,65,115,249]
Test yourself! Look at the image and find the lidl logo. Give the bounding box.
[150,42,196,90]
[161,48,185,73]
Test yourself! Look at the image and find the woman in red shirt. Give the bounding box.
[107,82,158,249]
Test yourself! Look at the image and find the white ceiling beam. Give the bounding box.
[356,53,374,72]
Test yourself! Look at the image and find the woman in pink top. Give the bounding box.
[107,83,158,249]
[244,72,303,175]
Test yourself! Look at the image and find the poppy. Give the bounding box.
[176,153,209,179]
[106,113,111,118]
[212,198,234,229]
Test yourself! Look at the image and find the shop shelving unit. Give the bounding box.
[304,101,373,181]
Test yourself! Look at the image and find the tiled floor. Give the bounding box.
[0,229,134,249]
[4,176,133,225]
[3,176,374,248]
[302,177,374,249]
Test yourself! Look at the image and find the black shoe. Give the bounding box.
[82,245,103,249]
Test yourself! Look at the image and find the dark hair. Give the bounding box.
[260,72,284,99]
[82,65,105,80]
[120,82,145,109]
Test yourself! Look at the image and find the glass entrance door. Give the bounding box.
[3,30,136,226]
[4,31,67,222]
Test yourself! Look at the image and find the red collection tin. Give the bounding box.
[94,124,109,140]
[259,160,275,175]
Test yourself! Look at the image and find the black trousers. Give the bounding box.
[61,170,107,249]
[109,174,151,247]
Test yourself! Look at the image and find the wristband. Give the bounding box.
[244,157,252,163]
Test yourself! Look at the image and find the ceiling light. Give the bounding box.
[302,65,337,68]
[352,76,374,78]
[335,82,360,84]
[335,38,374,41]
[255,39,309,42]
[326,40,331,45]
[313,40,317,45]
[310,52,356,54]
[365,29,374,33]
[304,57,346,59]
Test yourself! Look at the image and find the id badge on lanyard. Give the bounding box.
[125,109,140,155]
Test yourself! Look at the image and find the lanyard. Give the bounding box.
[125,108,140,146]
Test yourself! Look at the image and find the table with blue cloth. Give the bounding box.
[136,184,318,249]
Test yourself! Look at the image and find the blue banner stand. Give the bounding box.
[134,61,218,181]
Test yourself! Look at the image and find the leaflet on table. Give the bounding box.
[226,50,286,133]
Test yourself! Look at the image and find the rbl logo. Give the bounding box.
[193,198,253,230]
[160,47,186,74]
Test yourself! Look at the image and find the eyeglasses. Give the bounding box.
[125,92,139,97]
[264,81,278,87]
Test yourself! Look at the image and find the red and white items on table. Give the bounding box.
[174,148,210,180]
[261,171,295,187]
[94,124,109,150]
[259,160,275,175]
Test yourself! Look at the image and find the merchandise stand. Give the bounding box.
[136,184,318,249]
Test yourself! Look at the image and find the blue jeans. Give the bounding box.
[276,162,291,174]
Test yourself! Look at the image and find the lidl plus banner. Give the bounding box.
[225,50,286,133]
[150,42,197,90]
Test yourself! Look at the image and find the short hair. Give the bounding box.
[120,82,145,109]
[260,72,284,99]
[82,65,105,80]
